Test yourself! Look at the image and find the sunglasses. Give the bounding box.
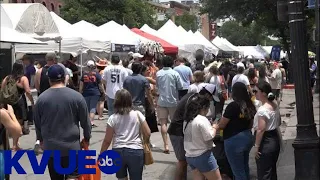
[253,89,258,94]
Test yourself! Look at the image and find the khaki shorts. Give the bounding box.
[157,106,176,122]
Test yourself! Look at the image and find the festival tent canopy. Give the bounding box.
[220,38,240,52]
[15,14,111,54]
[1,27,47,44]
[1,3,60,39]
[140,24,159,37]
[157,20,194,60]
[212,36,236,52]
[99,21,140,46]
[131,28,178,54]
[194,31,220,55]
[237,46,266,59]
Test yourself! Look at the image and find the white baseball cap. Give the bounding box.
[86,60,95,67]
[236,62,245,68]
[198,83,220,102]
[133,53,144,59]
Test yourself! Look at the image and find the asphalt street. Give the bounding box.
[8,89,303,180]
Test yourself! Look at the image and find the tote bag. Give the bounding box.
[78,145,101,180]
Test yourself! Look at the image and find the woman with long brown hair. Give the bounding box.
[218,82,256,180]
[1,61,34,150]
[100,89,151,180]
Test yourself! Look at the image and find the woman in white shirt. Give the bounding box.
[188,71,205,93]
[183,94,222,180]
[100,89,151,180]
[253,81,281,180]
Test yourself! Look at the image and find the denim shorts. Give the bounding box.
[186,150,219,173]
[169,135,186,161]
[113,148,144,180]
[84,96,100,113]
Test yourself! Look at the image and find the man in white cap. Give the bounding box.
[232,62,253,95]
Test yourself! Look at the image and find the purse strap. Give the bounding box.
[136,112,146,145]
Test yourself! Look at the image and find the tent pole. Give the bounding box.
[59,40,62,62]
[11,44,15,65]
[80,52,83,77]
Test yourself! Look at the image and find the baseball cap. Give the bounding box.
[198,83,220,102]
[128,52,134,56]
[133,53,144,59]
[87,60,95,67]
[236,62,245,68]
[47,64,65,82]
[45,53,57,61]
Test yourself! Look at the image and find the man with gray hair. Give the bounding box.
[33,52,70,154]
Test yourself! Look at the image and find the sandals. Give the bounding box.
[163,150,170,154]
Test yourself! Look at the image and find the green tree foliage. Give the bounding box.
[201,0,315,53]
[218,21,279,46]
[60,0,156,28]
[175,13,199,32]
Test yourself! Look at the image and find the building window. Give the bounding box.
[42,1,46,7]
[31,0,35,3]
[21,0,27,3]
[51,3,54,11]
[12,0,18,2]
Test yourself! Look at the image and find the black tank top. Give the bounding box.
[39,66,50,95]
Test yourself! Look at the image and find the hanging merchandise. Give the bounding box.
[138,41,164,57]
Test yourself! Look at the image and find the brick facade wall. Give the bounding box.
[12,0,62,14]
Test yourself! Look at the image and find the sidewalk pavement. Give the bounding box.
[9,90,319,180]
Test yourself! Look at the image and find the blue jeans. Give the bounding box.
[106,96,114,116]
[113,148,144,180]
[0,151,4,180]
[224,130,253,180]
[84,96,100,113]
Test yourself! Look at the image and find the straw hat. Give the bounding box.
[96,59,108,67]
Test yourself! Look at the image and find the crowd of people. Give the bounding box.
[0,51,318,180]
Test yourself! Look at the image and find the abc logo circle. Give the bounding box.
[98,150,122,174]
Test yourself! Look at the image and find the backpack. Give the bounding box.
[0,76,21,105]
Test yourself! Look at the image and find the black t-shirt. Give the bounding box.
[168,93,195,136]
[222,101,251,139]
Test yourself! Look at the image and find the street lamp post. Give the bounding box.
[288,0,320,179]
[315,0,320,95]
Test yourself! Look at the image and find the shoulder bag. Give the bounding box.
[136,112,154,165]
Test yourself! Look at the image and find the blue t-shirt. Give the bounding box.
[24,64,36,85]
[174,64,192,90]
[123,74,150,106]
[81,71,101,97]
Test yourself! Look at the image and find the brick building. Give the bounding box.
[8,0,62,14]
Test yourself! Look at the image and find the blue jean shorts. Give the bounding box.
[84,96,100,113]
[113,148,144,180]
[186,150,219,173]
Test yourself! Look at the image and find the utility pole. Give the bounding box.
[287,0,320,179]
[315,0,320,95]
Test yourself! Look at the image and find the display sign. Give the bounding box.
[209,22,217,41]
[308,0,319,8]
[111,44,135,52]
[271,45,281,61]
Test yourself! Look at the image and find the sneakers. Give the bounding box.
[34,144,43,155]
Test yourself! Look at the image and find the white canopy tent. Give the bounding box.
[237,46,266,59]
[99,21,140,46]
[194,31,220,56]
[15,14,111,55]
[1,27,47,45]
[1,3,60,39]
[140,24,159,36]
[157,20,194,60]
[220,37,240,52]
[212,36,235,52]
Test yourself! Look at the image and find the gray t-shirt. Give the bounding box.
[123,74,150,106]
[34,87,91,156]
